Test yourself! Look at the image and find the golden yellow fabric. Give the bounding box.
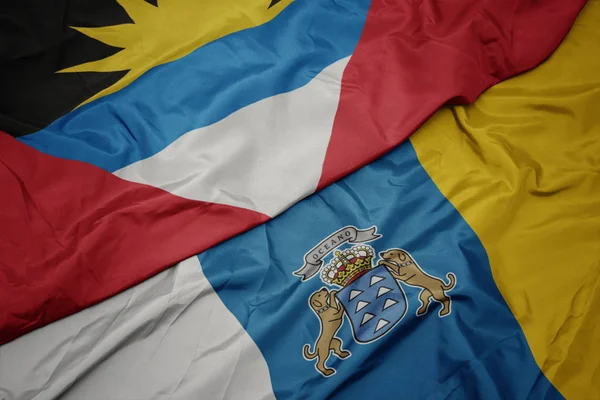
[410,1,600,398]
[59,0,293,107]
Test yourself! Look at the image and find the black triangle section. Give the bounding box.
[268,0,282,8]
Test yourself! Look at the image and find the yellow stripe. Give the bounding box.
[410,1,600,398]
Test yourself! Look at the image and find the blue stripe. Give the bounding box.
[18,0,371,172]
[198,141,562,399]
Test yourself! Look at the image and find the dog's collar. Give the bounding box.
[316,304,331,314]
[385,260,414,268]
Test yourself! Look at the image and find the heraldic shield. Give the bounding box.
[338,266,407,343]
[321,245,408,343]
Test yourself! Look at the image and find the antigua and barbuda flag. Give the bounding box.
[0,0,588,346]
[1,1,600,399]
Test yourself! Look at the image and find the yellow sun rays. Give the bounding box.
[59,0,294,107]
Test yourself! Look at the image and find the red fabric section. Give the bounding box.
[318,0,587,189]
[0,133,269,345]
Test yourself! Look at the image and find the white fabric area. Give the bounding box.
[115,57,350,217]
[0,257,275,400]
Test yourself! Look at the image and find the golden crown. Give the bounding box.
[321,245,375,287]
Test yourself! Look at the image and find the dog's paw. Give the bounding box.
[339,351,351,359]
[416,306,428,316]
[322,368,336,377]
[439,308,451,317]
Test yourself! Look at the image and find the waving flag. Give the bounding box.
[2,2,598,397]
[2,1,599,399]
[0,0,588,350]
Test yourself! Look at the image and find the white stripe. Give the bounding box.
[115,57,350,217]
[0,257,274,400]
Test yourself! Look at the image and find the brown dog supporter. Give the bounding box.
[303,288,351,376]
[378,249,456,317]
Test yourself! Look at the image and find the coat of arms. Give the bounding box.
[294,226,457,377]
